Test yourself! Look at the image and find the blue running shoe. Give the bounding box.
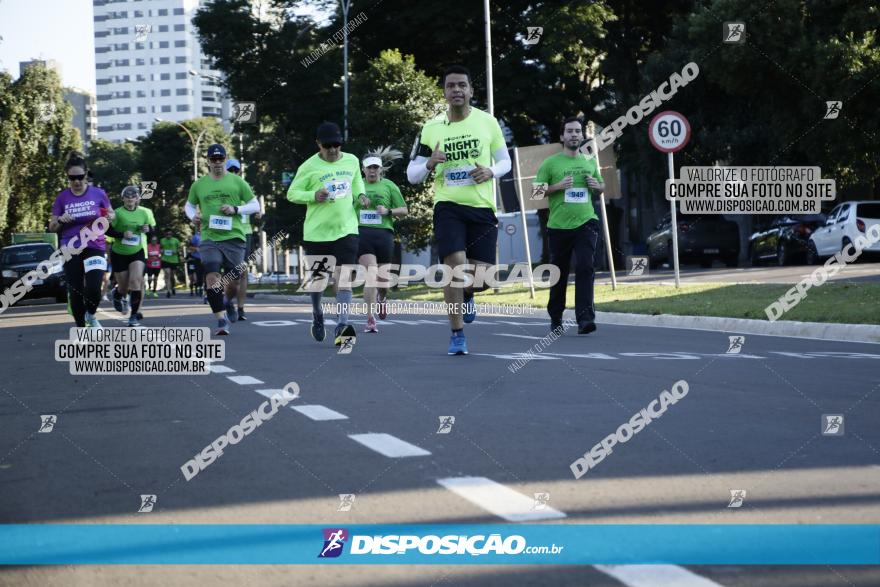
[448,332,468,355]
[462,293,476,323]
[225,300,238,322]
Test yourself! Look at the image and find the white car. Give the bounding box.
[807,200,880,263]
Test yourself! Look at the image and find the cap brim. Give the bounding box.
[362,157,383,167]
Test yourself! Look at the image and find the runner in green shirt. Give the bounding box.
[534,116,605,335]
[106,185,156,326]
[185,143,261,335]
[407,65,511,355]
[355,148,408,332]
[287,122,365,347]
[159,230,181,298]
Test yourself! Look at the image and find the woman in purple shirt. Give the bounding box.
[48,155,114,328]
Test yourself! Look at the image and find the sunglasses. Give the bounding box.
[321,142,342,149]
[209,156,225,162]
[68,174,86,181]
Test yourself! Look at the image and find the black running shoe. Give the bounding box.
[311,314,326,342]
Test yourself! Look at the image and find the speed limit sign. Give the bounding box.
[648,111,691,153]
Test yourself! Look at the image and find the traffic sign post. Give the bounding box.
[648,111,691,288]
[587,124,617,291]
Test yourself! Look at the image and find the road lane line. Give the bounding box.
[226,375,264,385]
[436,476,566,522]
[594,565,725,587]
[253,388,287,400]
[292,405,349,421]
[492,333,546,340]
[209,365,235,373]
[349,433,431,457]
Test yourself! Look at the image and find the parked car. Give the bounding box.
[807,201,880,264]
[647,214,740,268]
[0,242,67,304]
[748,214,826,266]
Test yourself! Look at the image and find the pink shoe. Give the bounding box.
[364,316,378,333]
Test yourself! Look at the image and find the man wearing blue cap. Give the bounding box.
[223,158,260,321]
[184,144,262,335]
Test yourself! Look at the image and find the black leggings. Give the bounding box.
[64,248,105,327]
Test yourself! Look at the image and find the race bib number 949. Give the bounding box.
[564,187,588,204]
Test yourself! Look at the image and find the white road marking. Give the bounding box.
[209,365,235,373]
[292,404,348,421]
[594,565,725,587]
[227,375,264,385]
[436,476,566,522]
[470,353,560,361]
[348,433,431,458]
[492,333,546,340]
[254,388,289,400]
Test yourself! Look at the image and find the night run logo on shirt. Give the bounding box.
[443,135,482,162]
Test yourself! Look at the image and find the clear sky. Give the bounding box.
[0,0,333,93]
[0,0,96,91]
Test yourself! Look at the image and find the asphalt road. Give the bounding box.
[1,296,879,586]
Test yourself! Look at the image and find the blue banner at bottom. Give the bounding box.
[1,524,878,565]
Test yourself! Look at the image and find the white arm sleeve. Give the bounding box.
[237,197,261,215]
[407,156,430,184]
[489,147,511,179]
[184,201,198,220]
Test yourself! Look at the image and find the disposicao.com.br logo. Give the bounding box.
[318,529,563,558]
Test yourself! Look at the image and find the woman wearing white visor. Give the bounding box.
[355,148,408,333]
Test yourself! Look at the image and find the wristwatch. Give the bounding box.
[233,206,239,214]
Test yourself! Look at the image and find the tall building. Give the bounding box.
[92,0,230,142]
[65,89,98,149]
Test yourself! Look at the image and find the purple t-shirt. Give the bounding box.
[51,186,111,251]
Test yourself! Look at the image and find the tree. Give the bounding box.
[138,117,232,235]
[348,49,444,252]
[0,63,81,241]
[87,139,140,199]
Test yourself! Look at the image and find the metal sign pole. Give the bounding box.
[587,132,616,290]
[513,147,536,299]
[668,151,681,288]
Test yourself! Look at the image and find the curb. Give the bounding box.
[565,310,880,345]
[250,291,879,344]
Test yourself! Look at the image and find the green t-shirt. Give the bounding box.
[416,107,506,211]
[355,178,406,232]
[111,206,156,255]
[160,237,181,263]
[186,172,255,242]
[286,151,365,242]
[535,151,603,230]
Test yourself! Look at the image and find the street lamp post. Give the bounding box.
[341,0,351,141]
[155,117,207,181]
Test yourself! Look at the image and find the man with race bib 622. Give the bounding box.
[407,65,510,355]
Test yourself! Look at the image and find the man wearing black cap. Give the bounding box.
[287,122,366,346]
[185,144,262,335]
